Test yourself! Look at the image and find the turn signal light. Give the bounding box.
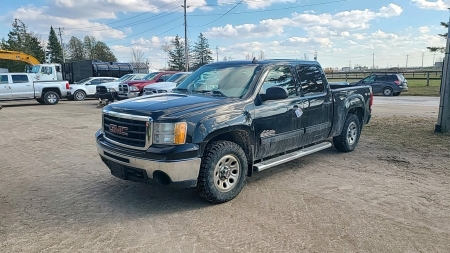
[174,122,187,144]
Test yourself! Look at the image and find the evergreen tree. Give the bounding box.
[427,21,449,53]
[93,41,117,62]
[168,35,186,71]
[47,26,63,63]
[0,19,44,72]
[191,33,213,70]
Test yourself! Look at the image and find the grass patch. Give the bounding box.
[327,78,442,97]
[363,116,450,153]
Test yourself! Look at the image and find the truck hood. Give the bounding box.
[104,93,233,120]
[100,81,121,88]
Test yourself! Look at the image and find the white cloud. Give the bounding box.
[418,26,431,33]
[217,0,296,9]
[411,0,450,10]
[205,3,403,39]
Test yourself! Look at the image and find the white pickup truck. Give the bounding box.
[0,72,70,105]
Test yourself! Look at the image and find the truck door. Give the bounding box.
[253,65,304,159]
[11,74,34,99]
[0,74,12,100]
[295,65,333,146]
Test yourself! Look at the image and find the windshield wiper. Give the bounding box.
[197,90,227,97]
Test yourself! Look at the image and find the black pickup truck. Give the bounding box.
[96,59,373,204]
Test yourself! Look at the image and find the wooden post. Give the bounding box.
[427,72,430,86]
[345,73,348,82]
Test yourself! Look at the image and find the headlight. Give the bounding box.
[153,122,187,145]
[107,88,116,92]
[129,86,139,91]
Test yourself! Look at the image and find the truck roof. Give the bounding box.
[206,59,320,66]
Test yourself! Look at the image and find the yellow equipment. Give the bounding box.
[0,50,41,65]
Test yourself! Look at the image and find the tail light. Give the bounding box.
[394,80,401,85]
[66,82,70,89]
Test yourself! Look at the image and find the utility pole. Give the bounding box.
[433,53,436,67]
[58,27,65,63]
[422,52,425,68]
[435,12,450,133]
[314,50,317,61]
[216,46,218,62]
[372,52,375,72]
[182,0,189,71]
[406,55,409,69]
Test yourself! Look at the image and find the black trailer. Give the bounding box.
[62,60,134,84]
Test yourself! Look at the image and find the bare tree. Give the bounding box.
[303,53,309,61]
[258,50,266,60]
[160,42,172,69]
[130,47,146,73]
[245,52,254,60]
[223,56,227,61]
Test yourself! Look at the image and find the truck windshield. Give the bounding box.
[166,73,191,83]
[174,65,261,98]
[74,78,92,84]
[118,75,133,82]
[142,72,159,81]
[30,66,40,73]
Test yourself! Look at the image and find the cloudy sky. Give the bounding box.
[1,0,449,69]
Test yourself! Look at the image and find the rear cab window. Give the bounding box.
[11,75,29,83]
[0,75,9,84]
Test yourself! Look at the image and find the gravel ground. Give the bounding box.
[0,98,449,253]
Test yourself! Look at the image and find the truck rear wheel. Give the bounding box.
[43,91,60,105]
[333,114,361,152]
[196,140,247,204]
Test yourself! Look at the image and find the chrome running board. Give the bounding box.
[253,142,332,172]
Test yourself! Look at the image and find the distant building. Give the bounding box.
[0,68,8,73]
[131,62,150,74]
[341,67,350,72]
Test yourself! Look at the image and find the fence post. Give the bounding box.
[427,72,430,86]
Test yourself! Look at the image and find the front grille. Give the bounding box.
[96,86,107,93]
[118,84,129,92]
[103,111,152,150]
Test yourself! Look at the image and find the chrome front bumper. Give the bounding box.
[96,140,201,186]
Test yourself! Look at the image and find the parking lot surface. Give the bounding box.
[1,98,449,252]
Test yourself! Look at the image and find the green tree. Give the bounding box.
[168,35,186,71]
[427,21,449,53]
[65,36,85,61]
[191,33,213,70]
[0,19,44,72]
[93,41,117,62]
[82,36,117,62]
[47,26,63,63]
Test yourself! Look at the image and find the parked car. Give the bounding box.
[350,73,408,96]
[142,72,192,95]
[68,77,118,101]
[96,59,373,204]
[0,72,69,105]
[95,73,148,102]
[117,71,178,100]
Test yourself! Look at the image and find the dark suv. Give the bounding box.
[351,74,408,96]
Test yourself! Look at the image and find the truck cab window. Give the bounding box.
[11,75,29,83]
[296,65,325,96]
[0,75,8,83]
[260,66,296,97]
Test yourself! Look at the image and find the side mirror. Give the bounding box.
[261,86,289,101]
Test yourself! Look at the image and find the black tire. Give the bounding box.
[382,87,393,96]
[43,91,60,105]
[196,140,247,204]
[393,92,401,96]
[36,98,46,105]
[73,90,86,101]
[333,114,361,152]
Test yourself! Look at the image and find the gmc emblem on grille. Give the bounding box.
[108,124,128,136]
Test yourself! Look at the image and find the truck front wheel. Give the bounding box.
[333,114,361,152]
[196,140,247,204]
[43,91,60,105]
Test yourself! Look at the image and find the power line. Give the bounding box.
[118,24,184,47]
[188,0,348,17]
[189,0,245,28]
[64,0,180,30]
